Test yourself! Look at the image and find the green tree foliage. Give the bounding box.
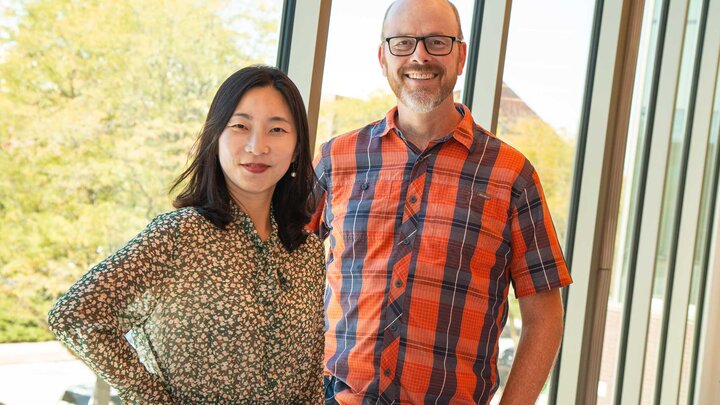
[0,0,278,342]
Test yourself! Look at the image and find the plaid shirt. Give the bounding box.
[310,104,572,404]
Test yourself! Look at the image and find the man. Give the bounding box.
[310,0,572,403]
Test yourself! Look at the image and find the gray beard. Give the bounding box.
[399,88,444,113]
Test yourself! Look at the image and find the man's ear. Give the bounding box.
[378,44,388,77]
[457,41,467,75]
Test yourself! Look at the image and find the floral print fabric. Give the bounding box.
[48,204,325,404]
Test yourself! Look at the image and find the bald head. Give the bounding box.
[381,0,463,40]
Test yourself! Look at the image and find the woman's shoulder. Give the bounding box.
[290,232,325,262]
[147,207,210,234]
[300,232,323,250]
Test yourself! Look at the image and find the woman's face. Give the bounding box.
[218,85,297,206]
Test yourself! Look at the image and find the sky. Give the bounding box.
[322,0,596,138]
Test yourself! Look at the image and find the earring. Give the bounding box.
[290,161,297,178]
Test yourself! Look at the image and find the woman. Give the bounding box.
[48,65,325,404]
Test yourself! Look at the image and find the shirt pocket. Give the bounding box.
[422,181,509,243]
[330,172,401,235]
[458,181,512,245]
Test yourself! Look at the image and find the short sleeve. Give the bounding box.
[308,146,330,239]
[508,167,572,297]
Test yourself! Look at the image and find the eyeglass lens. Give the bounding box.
[388,36,455,56]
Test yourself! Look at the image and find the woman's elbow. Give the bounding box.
[47,297,74,337]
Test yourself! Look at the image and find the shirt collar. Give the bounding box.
[370,103,476,151]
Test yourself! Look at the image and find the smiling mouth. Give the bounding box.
[405,72,438,80]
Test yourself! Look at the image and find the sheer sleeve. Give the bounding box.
[48,212,180,404]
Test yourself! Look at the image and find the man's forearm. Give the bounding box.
[499,312,563,404]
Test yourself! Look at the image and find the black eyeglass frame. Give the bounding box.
[384,35,463,56]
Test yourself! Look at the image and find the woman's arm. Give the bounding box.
[48,213,179,404]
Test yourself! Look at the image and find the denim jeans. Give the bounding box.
[324,375,341,404]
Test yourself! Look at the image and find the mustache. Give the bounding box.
[400,63,444,74]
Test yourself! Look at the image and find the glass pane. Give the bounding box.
[641,0,704,402]
[598,0,665,403]
[495,0,595,403]
[680,64,720,403]
[316,1,476,153]
[0,0,282,403]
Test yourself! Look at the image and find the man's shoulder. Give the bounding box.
[320,118,386,151]
[471,124,531,170]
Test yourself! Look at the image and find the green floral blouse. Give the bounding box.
[48,204,325,404]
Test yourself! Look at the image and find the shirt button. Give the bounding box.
[390,323,398,332]
[402,239,410,245]
[409,196,417,203]
[395,280,403,288]
[384,369,392,377]
[360,183,369,190]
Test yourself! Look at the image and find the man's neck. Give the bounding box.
[396,99,462,151]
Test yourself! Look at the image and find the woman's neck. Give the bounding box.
[231,193,273,241]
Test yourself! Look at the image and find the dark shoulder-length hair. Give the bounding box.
[171,65,315,252]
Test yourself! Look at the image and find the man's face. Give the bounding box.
[379,0,466,113]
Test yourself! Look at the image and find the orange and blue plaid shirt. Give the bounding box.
[309,104,572,404]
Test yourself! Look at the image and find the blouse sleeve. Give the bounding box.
[48,212,179,404]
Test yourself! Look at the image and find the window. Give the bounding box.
[598,1,665,403]
[641,0,704,401]
[0,0,283,403]
[494,0,596,402]
[682,63,720,403]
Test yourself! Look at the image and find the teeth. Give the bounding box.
[406,72,435,80]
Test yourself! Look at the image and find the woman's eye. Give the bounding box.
[229,123,246,130]
[270,127,288,133]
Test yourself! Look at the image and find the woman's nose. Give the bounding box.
[244,132,269,155]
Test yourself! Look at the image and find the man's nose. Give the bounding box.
[410,39,431,62]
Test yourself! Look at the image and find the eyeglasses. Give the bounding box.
[384,35,462,56]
